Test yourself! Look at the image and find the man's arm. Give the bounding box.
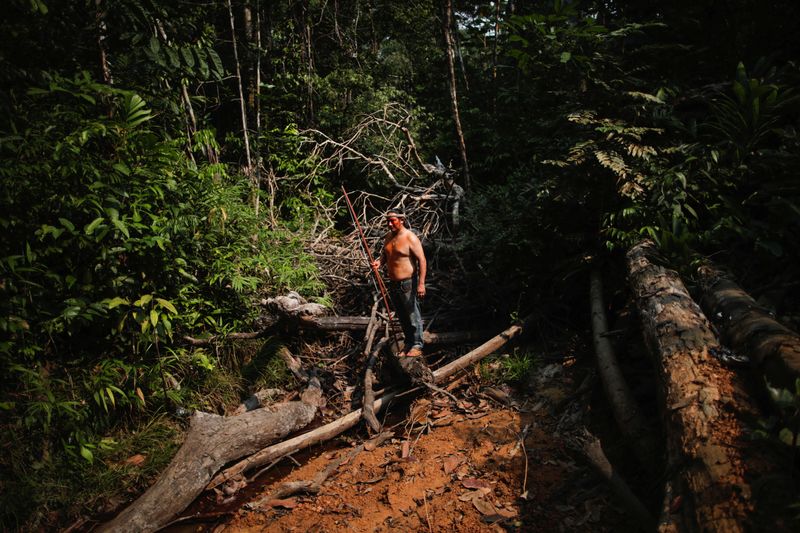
[409,233,427,297]
[371,236,388,270]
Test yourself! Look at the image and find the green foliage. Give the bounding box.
[0,72,323,510]
[480,349,537,386]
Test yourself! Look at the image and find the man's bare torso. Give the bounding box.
[384,229,416,281]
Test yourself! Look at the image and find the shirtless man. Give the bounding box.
[371,211,427,357]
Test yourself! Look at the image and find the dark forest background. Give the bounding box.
[2,0,799,529]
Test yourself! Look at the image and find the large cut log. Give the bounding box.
[627,241,756,532]
[697,264,800,392]
[589,269,657,471]
[99,380,324,533]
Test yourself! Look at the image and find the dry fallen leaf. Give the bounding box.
[472,497,498,515]
[462,478,492,491]
[123,454,146,466]
[496,506,518,518]
[459,490,480,502]
[443,455,464,474]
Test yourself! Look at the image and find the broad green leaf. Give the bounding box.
[58,218,75,232]
[560,51,571,63]
[106,297,129,309]
[85,217,104,235]
[80,445,94,463]
[180,46,195,68]
[150,309,159,328]
[133,294,153,307]
[208,48,224,78]
[156,298,178,315]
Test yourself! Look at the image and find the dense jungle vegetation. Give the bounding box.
[2,0,800,529]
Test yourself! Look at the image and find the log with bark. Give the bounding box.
[98,378,324,533]
[627,240,758,532]
[697,263,800,392]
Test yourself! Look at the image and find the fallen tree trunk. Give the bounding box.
[299,315,492,344]
[98,379,324,533]
[210,317,527,490]
[627,240,756,532]
[589,268,657,471]
[208,391,399,490]
[697,264,800,392]
[432,319,525,382]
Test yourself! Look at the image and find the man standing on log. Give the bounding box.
[372,211,427,357]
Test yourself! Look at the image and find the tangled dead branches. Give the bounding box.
[301,103,469,318]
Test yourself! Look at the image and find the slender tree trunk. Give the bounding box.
[95,0,112,84]
[443,0,470,189]
[492,0,500,116]
[226,0,256,212]
[589,269,656,471]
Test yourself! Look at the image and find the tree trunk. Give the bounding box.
[627,240,755,532]
[590,268,657,470]
[98,380,323,533]
[442,0,470,189]
[697,264,800,392]
[95,0,112,85]
[226,0,256,213]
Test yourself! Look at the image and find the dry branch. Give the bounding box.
[573,429,656,531]
[248,431,393,509]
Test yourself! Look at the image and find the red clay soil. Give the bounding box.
[169,359,639,532]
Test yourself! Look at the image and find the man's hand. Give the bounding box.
[417,282,426,298]
[371,259,381,270]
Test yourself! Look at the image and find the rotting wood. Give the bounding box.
[98,377,325,533]
[627,240,757,532]
[185,317,489,347]
[697,263,800,392]
[589,268,657,471]
[277,345,308,382]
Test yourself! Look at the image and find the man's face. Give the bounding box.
[387,216,403,233]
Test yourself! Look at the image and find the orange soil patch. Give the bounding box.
[211,363,630,532]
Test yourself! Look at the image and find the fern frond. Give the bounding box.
[595,150,628,179]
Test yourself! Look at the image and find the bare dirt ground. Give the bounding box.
[165,353,640,533]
